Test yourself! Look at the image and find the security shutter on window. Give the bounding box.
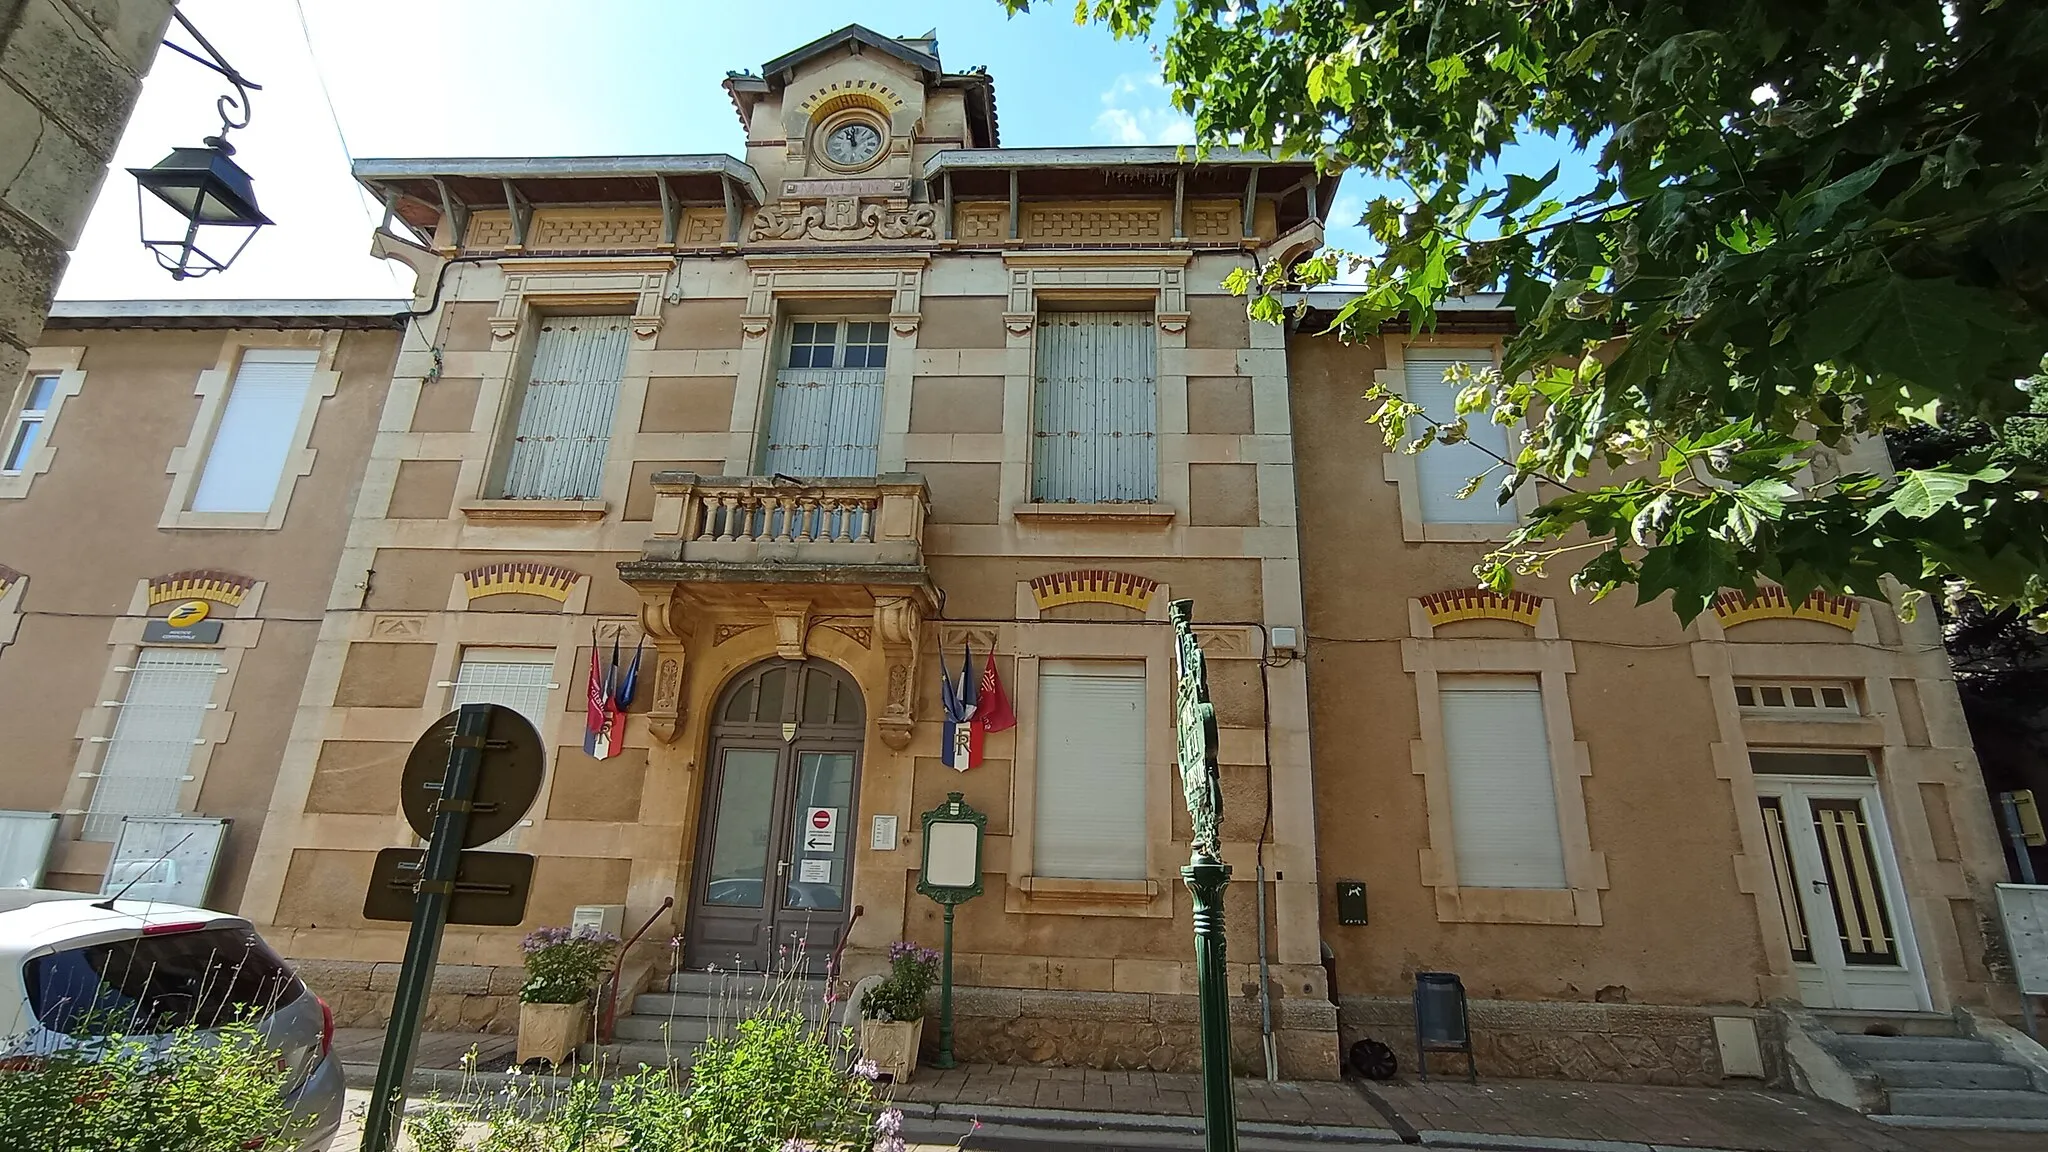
[1439,675,1568,888]
[1032,312,1157,503]
[1406,351,1516,524]
[190,350,318,513]
[84,649,222,841]
[762,320,887,477]
[500,316,630,499]
[1033,660,1147,880]
[452,649,554,734]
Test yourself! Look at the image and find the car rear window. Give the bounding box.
[23,925,304,1037]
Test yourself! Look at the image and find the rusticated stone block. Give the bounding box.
[369,962,404,991]
[290,958,376,993]
[434,964,493,996]
[488,966,529,997]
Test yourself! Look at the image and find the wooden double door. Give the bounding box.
[684,659,864,973]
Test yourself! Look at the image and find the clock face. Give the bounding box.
[823,121,883,167]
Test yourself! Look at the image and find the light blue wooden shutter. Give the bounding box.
[500,316,629,499]
[762,368,885,477]
[1406,350,1516,524]
[1032,312,1157,503]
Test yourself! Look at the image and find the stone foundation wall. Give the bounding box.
[938,987,1339,1079]
[292,958,522,1034]
[1339,995,1777,1086]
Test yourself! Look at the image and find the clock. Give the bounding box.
[821,120,883,169]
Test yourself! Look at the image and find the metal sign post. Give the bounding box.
[916,792,986,1069]
[360,703,542,1152]
[1171,599,1238,1152]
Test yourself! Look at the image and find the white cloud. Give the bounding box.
[1092,73,1195,147]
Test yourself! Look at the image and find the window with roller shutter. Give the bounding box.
[83,649,222,842]
[1406,350,1516,525]
[189,350,318,513]
[1032,660,1148,880]
[1439,674,1568,889]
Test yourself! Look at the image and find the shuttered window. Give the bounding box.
[1407,350,1516,524]
[500,316,629,499]
[190,350,317,513]
[452,648,554,734]
[1033,660,1147,880]
[762,319,886,477]
[84,649,222,841]
[1032,312,1157,503]
[1439,675,1567,888]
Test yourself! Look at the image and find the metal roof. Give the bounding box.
[921,146,1323,177]
[352,155,767,205]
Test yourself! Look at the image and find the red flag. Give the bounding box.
[977,652,1016,733]
[584,640,613,759]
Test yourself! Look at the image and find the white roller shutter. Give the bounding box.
[84,649,222,841]
[450,649,555,849]
[1439,675,1567,888]
[1033,660,1147,880]
[1406,350,1516,524]
[190,349,318,513]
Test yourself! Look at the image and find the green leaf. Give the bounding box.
[1871,465,2010,523]
[1500,164,1561,217]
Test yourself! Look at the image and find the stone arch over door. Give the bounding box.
[684,658,866,972]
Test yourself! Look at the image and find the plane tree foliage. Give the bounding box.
[1013,0,2048,621]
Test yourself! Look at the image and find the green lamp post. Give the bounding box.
[1172,599,1239,1152]
[917,791,985,1069]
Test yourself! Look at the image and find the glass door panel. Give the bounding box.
[704,749,779,908]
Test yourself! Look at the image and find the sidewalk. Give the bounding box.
[330,1030,2048,1151]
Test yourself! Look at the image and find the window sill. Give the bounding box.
[1007,874,1170,917]
[460,499,609,525]
[1013,502,1176,527]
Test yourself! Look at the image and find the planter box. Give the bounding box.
[517,1001,587,1067]
[860,1017,924,1083]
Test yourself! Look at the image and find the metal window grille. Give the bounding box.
[500,316,630,499]
[1031,312,1157,503]
[84,649,222,841]
[1406,351,1517,524]
[3,373,59,474]
[190,350,318,513]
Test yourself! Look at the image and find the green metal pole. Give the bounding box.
[361,703,489,1152]
[934,902,958,1068]
[1185,853,1239,1152]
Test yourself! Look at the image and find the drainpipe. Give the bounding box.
[1256,637,1278,1081]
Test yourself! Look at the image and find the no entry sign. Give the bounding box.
[809,807,837,832]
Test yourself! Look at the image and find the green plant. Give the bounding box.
[859,941,940,1023]
[520,925,618,1005]
[1025,0,2048,622]
[0,1022,308,1151]
[679,1007,881,1151]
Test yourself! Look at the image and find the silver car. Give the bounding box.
[0,891,344,1151]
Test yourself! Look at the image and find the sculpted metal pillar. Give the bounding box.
[1171,599,1238,1152]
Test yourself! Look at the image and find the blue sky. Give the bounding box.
[58,1,1562,301]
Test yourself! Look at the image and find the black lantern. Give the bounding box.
[131,10,268,280]
[130,138,270,280]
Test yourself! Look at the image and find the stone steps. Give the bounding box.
[583,970,839,1068]
[1871,1059,2032,1091]
[1886,1088,2048,1120]
[1835,1034,1997,1063]
[1825,1027,2048,1130]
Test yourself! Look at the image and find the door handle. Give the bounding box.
[1811,878,1831,893]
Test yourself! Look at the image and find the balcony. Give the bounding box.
[619,472,934,611]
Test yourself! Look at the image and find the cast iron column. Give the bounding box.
[1170,599,1237,1152]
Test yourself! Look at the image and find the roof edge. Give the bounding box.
[47,298,410,330]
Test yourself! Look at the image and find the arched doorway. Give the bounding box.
[685,658,864,972]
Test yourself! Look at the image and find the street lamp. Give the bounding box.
[129,9,269,280]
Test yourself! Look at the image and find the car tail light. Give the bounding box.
[317,995,333,1058]
[141,921,208,935]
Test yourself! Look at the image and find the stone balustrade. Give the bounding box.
[635,472,928,571]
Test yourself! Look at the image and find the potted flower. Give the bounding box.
[858,940,940,1082]
[515,924,618,1067]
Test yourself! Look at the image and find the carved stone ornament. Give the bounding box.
[637,588,694,744]
[872,594,923,750]
[749,200,938,243]
[763,598,813,661]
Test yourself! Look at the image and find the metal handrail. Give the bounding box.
[597,896,673,1046]
[828,904,864,986]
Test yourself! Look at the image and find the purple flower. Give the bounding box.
[876,1107,904,1137]
[779,1140,812,1152]
[853,1058,880,1081]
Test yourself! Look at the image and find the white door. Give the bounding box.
[1755,768,1928,1010]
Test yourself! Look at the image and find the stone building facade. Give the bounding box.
[0,299,403,903]
[1289,295,2016,1083]
[2,23,2023,1090]
[231,26,1341,1073]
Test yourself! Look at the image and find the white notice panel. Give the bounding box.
[99,815,230,908]
[1995,884,2048,996]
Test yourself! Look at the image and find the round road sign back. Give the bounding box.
[400,704,544,847]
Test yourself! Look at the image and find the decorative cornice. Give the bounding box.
[1419,587,1544,629]
[462,562,582,603]
[1030,569,1159,612]
[715,622,765,646]
[1712,587,1862,631]
[148,569,256,607]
